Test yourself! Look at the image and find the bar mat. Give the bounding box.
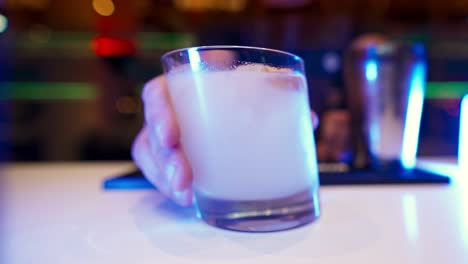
[319,168,450,185]
[103,167,450,190]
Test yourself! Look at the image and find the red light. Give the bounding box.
[91,36,136,57]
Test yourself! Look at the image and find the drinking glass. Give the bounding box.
[161,46,320,232]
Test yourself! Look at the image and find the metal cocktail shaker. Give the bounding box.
[344,35,426,170]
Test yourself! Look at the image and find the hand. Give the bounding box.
[132,75,320,207]
[132,75,193,206]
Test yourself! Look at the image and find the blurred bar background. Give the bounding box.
[0,0,466,161]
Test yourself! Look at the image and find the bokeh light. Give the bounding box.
[115,96,139,114]
[92,0,115,16]
[0,14,8,34]
[173,0,247,12]
[322,52,340,73]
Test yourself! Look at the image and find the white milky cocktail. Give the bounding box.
[162,46,320,232]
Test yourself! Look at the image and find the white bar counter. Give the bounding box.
[1,158,466,264]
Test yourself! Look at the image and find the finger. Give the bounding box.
[165,148,193,192]
[155,146,193,206]
[143,122,186,192]
[146,117,176,168]
[142,76,180,148]
[131,127,171,197]
[134,126,194,206]
[311,111,319,129]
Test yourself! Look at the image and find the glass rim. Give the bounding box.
[348,41,425,57]
[161,45,304,64]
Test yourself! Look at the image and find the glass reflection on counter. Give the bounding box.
[402,193,419,242]
[460,185,468,250]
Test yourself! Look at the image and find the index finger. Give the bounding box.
[141,75,180,148]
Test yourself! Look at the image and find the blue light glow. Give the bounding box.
[401,62,426,170]
[188,47,202,72]
[365,59,380,157]
[459,94,468,172]
[187,47,208,121]
[402,194,419,242]
[369,122,380,159]
[365,60,378,81]
[301,112,319,180]
[193,196,203,219]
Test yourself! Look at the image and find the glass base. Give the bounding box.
[195,189,320,232]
